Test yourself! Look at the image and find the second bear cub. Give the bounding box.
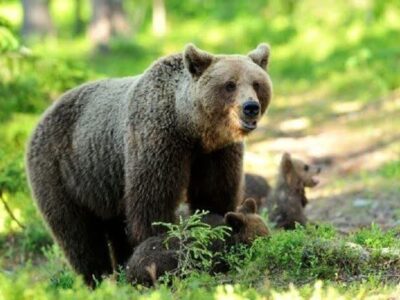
[125,198,269,285]
[245,153,321,229]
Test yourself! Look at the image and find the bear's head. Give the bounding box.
[279,152,321,190]
[182,44,273,152]
[224,198,270,244]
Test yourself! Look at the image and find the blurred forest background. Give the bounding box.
[0,0,400,298]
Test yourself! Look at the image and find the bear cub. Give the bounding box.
[125,198,269,286]
[244,153,321,229]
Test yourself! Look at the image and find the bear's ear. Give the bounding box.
[183,44,214,78]
[225,212,246,233]
[238,198,257,214]
[248,43,270,70]
[280,152,294,184]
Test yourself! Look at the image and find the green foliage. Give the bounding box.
[0,21,19,54]
[378,160,400,180]
[0,54,91,121]
[42,245,76,290]
[0,19,91,122]
[0,0,399,298]
[0,150,25,195]
[0,117,50,250]
[153,210,230,280]
[228,224,400,287]
[351,224,400,249]
[1,226,399,299]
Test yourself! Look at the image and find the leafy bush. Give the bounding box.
[228,224,400,286]
[153,211,230,281]
[0,1,399,298]
[0,55,91,121]
[42,245,76,290]
[0,21,19,54]
[0,19,91,122]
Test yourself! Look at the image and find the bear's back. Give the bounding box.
[28,76,140,217]
[244,173,271,209]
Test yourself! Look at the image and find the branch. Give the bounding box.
[0,192,25,230]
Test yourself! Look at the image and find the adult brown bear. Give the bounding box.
[26,44,272,285]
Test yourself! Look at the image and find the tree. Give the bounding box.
[21,0,55,39]
[74,0,85,35]
[152,0,166,37]
[88,0,130,50]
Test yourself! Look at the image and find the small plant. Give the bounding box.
[42,245,75,290]
[0,151,27,230]
[153,211,230,280]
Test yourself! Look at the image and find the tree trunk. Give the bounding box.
[21,0,54,39]
[110,0,130,36]
[89,0,130,50]
[152,0,166,37]
[74,0,85,35]
[89,0,112,50]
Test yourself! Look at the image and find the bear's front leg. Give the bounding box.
[124,134,190,246]
[188,143,244,215]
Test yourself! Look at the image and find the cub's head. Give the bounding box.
[224,198,270,244]
[183,44,273,151]
[279,152,321,190]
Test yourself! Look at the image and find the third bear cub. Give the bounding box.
[126,198,269,286]
[245,152,321,229]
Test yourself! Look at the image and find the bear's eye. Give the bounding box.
[253,81,260,91]
[224,81,236,92]
[304,165,309,172]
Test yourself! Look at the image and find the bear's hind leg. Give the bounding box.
[27,119,113,286]
[30,172,113,286]
[105,217,132,269]
[44,200,113,286]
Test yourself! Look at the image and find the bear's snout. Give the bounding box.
[243,100,260,118]
[240,100,260,132]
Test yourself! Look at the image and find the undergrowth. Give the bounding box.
[1,216,399,299]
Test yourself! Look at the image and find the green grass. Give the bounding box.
[1,224,399,299]
[379,160,400,180]
[1,0,400,298]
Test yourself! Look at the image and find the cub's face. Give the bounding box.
[225,198,270,244]
[291,158,321,187]
[183,44,273,151]
[280,153,321,188]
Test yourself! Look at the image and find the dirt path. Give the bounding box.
[245,91,400,231]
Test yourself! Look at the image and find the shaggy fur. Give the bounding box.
[244,173,271,208]
[26,44,272,285]
[125,199,269,286]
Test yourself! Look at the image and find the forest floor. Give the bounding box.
[245,89,400,232]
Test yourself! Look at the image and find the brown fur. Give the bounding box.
[126,199,269,286]
[244,173,271,208]
[26,44,272,285]
[244,153,320,229]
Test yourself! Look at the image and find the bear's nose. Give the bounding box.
[242,101,260,118]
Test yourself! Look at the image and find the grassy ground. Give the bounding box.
[1,0,400,298]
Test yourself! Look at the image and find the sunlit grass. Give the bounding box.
[1,1,400,298]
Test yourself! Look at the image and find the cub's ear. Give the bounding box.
[224,212,245,233]
[248,43,270,70]
[183,44,214,78]
[280,152,292,172]
[280,152,294,184]
[238,198,257,214]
